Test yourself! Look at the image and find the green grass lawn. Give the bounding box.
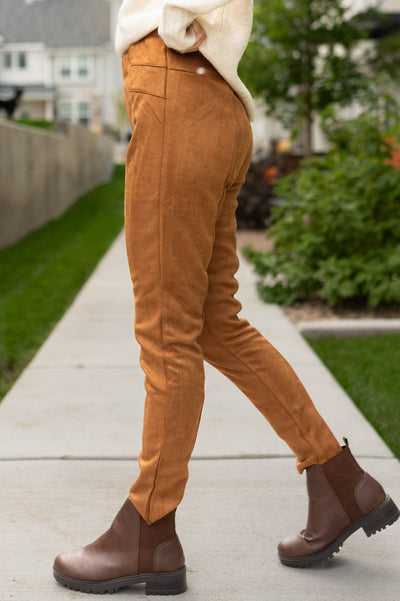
[16,119,55,130]
[308,334,400,459]
[0,165,125,402]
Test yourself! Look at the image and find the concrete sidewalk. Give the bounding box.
[0,231,399,601]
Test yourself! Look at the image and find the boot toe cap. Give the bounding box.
[278,532,307,558]
[53,548,86,580]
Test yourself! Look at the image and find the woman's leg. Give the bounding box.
[197,102,341,472]
[197,128,399,566]
[52,33,241,593]
[123,33,253,524]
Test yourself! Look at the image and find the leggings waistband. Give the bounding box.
[124,29,227,86]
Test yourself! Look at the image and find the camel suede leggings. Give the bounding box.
[122,31,342,524]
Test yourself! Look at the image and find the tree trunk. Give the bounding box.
[304,84,313,158]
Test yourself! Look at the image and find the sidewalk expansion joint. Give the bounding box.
[0,454,396,462]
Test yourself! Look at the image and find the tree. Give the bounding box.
[239,0,371,156]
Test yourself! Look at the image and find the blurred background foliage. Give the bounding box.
[242,103,400,306]
[240,0,400,156]
[240,0,400,309]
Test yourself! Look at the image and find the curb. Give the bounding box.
[298,318,400,339]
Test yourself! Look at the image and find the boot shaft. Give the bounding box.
[317,439,385,522]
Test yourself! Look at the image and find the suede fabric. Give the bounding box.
[122,31,342,525]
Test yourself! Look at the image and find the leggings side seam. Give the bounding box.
[144,45,169,523]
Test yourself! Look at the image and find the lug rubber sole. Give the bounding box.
[279,495,399,568]
[53,565,187,595]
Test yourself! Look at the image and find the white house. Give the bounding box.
[0,0,123,132]
[351,0,400,16]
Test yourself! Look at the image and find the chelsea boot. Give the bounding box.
[53,498,186,594]
[278,439,399,567]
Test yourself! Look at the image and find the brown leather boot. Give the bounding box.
[278,439,399,568]
[53,498,186,594]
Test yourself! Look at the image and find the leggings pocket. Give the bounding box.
[128,65,166,99]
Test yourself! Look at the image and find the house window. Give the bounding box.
[18,52,27,68]
[4,53,12,68]
[78,101,90,126]
[59,101,72,121]
[60,56,71,78]
[78,55,89,78]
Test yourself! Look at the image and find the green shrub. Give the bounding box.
[242,114,400,306]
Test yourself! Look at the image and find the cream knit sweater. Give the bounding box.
[115,0,255,121]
